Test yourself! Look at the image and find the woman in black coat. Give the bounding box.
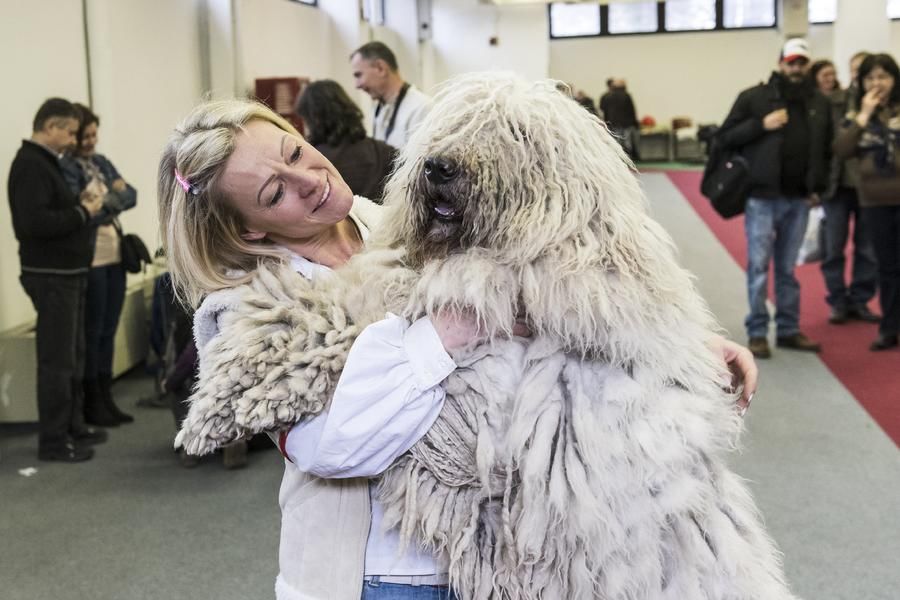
[295,80,397,202]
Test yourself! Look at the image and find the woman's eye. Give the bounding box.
[270,182,284,207]
[290,145,302,163]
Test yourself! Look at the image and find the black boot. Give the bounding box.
[83,378,119,427]
[99,373,134,424]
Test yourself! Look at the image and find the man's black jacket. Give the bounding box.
[718,72,832,199]
[7,141,93,274]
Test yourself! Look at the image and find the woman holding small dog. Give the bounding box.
[159,99,756,599]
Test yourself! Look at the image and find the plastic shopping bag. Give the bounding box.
[797,206,825,265]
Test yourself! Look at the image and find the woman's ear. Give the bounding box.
[240,230,266,242]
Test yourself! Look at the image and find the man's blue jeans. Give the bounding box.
[744,196,810,339]
[820,187,878,308]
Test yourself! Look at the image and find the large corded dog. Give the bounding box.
[177,73,797,599]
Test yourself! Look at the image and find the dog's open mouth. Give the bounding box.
[425,193,463,244]
[432,201,461,222]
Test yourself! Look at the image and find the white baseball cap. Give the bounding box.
[781,38,811,63]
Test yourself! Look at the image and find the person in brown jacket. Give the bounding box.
[834,53,900,351]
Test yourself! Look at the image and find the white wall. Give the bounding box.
[85,0,205,267]
[237,0,331,94]
[551,28,791,127]
[320,0,366,94]
[0,0,90,331]
[426,0,548,92]
[373,0,421,86]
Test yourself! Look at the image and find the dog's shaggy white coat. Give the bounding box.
[177,73,797,599]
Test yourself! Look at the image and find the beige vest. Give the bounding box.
[274,465,370,599]
[271,197,386,599]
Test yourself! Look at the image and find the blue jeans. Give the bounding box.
[820,187,878,308]
[85,263,127,378]
[361,578,457,600]
[744,196,810,338]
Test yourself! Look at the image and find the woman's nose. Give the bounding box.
[286,167,320,196]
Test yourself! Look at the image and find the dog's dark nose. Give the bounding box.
[423,157,458,184]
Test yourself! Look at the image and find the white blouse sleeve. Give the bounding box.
[284,313,456,478]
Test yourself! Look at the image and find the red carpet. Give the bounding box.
[665,170,900,447]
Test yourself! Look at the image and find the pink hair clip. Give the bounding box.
[174,169,199,196]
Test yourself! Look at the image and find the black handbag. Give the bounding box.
[700,139,750,219]
[112,221,152,273]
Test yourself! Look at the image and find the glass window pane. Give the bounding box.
[665,0,716,31]
[550,3,601,38]
[808,0,836,23]
[362,0,385,24]
[889,0,900,19]
[608,1,658,35]
[724,0,776,28]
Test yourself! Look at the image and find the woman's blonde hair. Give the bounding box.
[158,99,300,307]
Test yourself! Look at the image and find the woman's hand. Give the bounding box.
[857,89,883,126]
[709,335,757,416]
[79,189,104,216]
[432,308,486,352]
[432,308,532,351]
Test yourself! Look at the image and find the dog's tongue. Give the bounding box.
[434,203,456,218]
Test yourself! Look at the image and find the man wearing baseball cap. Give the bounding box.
[716,38,833,358]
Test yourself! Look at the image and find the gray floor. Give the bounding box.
[1,173,898,599]
[643,173,900,600]
[0,375,284,599]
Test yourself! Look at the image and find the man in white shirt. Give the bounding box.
[350,41,431,148]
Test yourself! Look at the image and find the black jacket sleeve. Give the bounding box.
[718,90,766,151]
[10,161,87,239]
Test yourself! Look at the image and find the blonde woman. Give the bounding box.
[158,99,756,599]
[159,99,485,600]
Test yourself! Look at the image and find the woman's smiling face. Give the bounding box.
[219,119,354,243]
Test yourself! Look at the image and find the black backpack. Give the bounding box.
[700,137,750,219]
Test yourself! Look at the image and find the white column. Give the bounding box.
[206,0,240,98]
[833,0,890,85]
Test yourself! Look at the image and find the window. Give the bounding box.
[362,0,385,25]
[723,0,776,28]
[808,0,836,24]
[547,0,778,39]
[608,1,658,35]
[665,0,716,31]
[549,3,601,38]
[889,0,900,19]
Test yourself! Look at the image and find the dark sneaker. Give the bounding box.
[748,337,771,359]
[71,426,108,446]
[828,305,849,324]
[38,442,94,462]
[870,334,898,351]
[849,304,881,323]
[776,333,822,353]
